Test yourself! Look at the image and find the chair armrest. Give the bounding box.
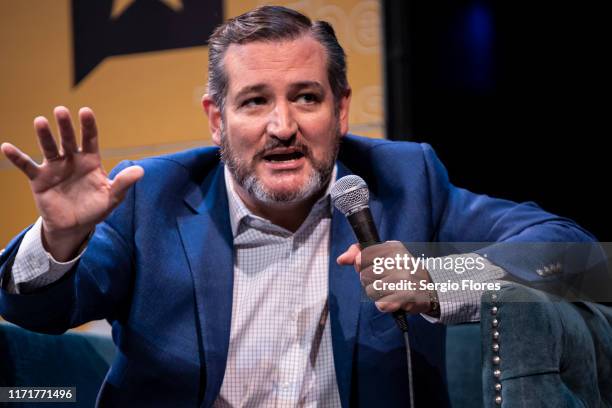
[480,284,612,407]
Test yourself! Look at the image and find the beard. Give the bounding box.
[219,123,341,205]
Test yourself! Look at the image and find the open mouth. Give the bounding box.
[263,149,305,162]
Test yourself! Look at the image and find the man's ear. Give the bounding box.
[338,88,352,137]
[202,94,222,146]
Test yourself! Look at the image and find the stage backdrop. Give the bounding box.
[0,0,384,248]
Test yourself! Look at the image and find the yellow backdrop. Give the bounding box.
[0,0,383,247]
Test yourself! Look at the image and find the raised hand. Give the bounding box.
[1,106,144,261]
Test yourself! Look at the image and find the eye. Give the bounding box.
[242,96,267,107]
[296,93,319,104]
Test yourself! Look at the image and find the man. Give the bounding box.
[0,6,598,407]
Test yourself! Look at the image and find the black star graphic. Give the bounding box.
[72,0,223,86]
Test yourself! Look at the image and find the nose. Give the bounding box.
[266,102,297,140]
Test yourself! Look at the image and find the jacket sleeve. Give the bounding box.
[421,143,607,285]
[0,161,137,334]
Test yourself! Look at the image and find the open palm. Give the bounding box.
[1,106,143,257]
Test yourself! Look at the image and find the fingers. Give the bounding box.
[33,116,60,160]
[368,280,431,314]
[54,106,78,156]
[375,299,403,313]
[109,166,145,204]
[363,273,410,299]
[361,241,408,265]
[1,142,40,179]
[374,292,423,314]
[79,107,99,154]
[336,243,361,266]
[2,105,99,180]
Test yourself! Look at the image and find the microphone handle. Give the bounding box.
[347,209,380,246]
[347,210,409,332]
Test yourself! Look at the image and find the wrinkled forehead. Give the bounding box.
[222,35,331,97]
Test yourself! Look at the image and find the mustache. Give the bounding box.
[254,138,311,160]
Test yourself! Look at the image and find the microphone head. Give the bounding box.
[330,175,370,216]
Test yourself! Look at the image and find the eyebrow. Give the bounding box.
[233,81,326,101]
[233,84,268,102]
[288,81,326,94]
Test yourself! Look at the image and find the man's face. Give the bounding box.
[205,35,350,205]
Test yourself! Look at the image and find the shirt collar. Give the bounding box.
[224,164,337,238]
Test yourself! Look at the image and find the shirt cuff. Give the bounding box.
[420,253,506,325]
[8,217,87,294]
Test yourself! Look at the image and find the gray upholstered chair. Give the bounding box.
[447,284,612,407]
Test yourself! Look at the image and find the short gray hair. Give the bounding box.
[207,5,349,113]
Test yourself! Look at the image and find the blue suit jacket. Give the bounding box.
[0,135,598,407]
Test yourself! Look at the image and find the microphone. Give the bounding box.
[330,175,409,332]
[331,175,416,407]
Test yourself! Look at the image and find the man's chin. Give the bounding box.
[249,176,324,204]
[259,186,312,203]
[236,163,333,205]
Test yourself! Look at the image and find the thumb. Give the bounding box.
[336,243,361,267]
[110,165,144,202]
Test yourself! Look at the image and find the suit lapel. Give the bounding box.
[176,161,386,408]
[177,165,234,408]
[329,162,384,408]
